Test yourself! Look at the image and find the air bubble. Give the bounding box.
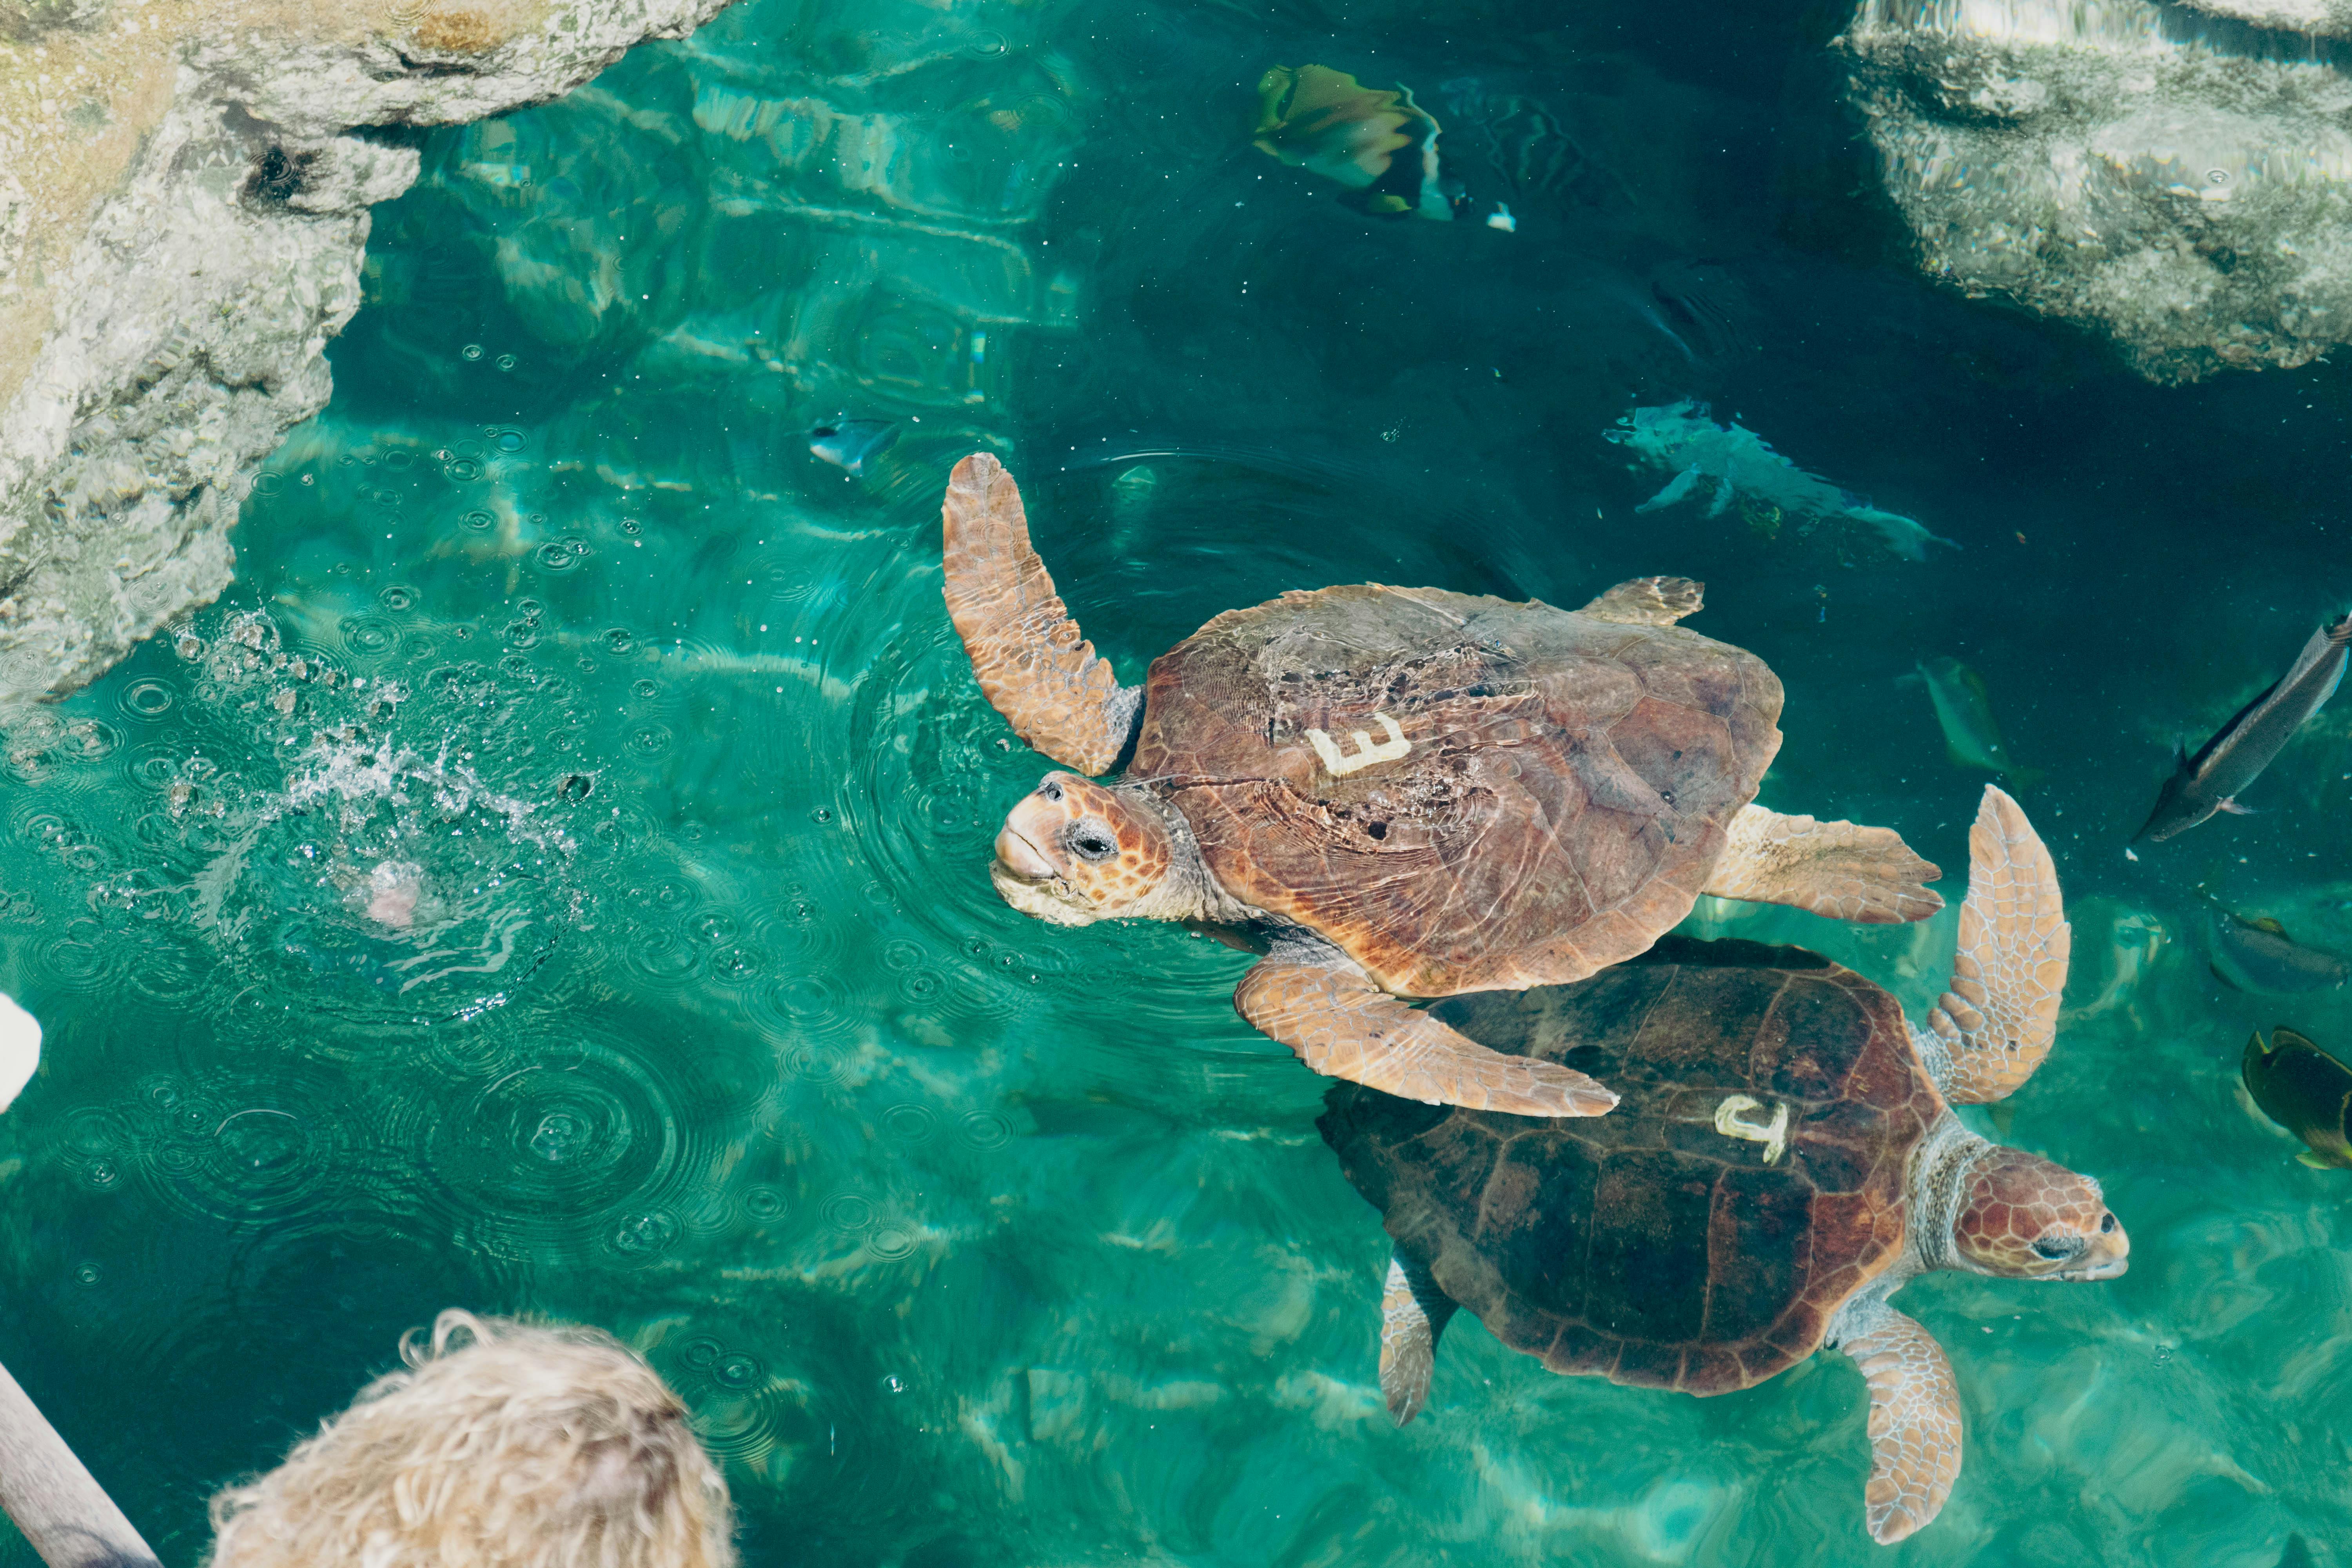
[461,344,484,361]
[445,458,484,482]
[379,585,417,612]
[867,1226,918,1261]
[462,510,494,530]
[495,355,517,372]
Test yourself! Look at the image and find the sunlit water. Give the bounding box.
[2,0,2350,1563]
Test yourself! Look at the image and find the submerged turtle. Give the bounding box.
[942,452,1943,1117]
[1319,786,2125,1543]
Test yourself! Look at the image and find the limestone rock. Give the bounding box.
[1838,0,2352,383]
[0,0,736,701]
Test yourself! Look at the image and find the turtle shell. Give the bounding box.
[1129,585,1781,996]
[1317,936,1945,1396]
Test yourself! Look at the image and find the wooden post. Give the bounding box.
[0,1358,159,1568]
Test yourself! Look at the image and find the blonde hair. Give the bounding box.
[207,1310,735,1568]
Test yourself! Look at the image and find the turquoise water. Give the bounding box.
[3,0,2352,1562]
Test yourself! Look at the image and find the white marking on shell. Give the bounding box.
[1307,713,1410,777]
[1713,1093,1789,1163]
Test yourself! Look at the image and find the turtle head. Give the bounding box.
[990,773,1172,926]
[1951,1147,2129,1282]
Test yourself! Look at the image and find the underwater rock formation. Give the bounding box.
[0,0,736,702]
[1838,0,2352,383]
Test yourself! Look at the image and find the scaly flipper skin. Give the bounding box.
[942,453,1138,775]
[1837,1299,1962,1545]
[1378,1251,1457,1425]
[1577,575,1705,626]
[1235,958,1619,1116]
[1926,785,2071,1103]
[1701,805,1944,924]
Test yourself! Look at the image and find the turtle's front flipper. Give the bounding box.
[1702,805,1944,924]
[1379,1250,1456,1424]
[1234,955,1618,1117]
[942,453,1142,775]
[1832,1298,1962,1545]
[1920,785,2070,1105]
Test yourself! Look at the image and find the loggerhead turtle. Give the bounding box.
[942,452,1943,1117]
[1318,786,2126,1543]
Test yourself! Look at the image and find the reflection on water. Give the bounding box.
[2,0,2352,1563]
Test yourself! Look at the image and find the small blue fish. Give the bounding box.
[809,419,899,478]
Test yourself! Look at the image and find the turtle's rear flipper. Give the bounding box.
[1379,1252,1457,1425]
[1235,957,1618,1118]
[1578,575,1704,626]
[1832,1299,1962,1545]
[1920,786,2071,1104]
[942,453,1142,775]
[1702,805,1944,924]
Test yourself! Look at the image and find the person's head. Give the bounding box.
[1950,1147,2129,1281]
[990,773,1173,925]
[207,1311,734,1568]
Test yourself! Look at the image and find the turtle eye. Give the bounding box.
[1067,824,1118,863]
[1039,779,1065,804]
[2031,1236,2083,1261]
[2100,1212,2117,1233]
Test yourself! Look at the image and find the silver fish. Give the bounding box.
[2138,616,2351,842]
[2210,910,2351,995]
[808,419,900,478]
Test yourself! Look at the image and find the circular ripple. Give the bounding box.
[739,1185,787,1222]
[624,927,703,988]
[956,1110,1015,1151]
[339,616,397,657]
[785,1043,852,1083]
[413,1032,690,1258]
[118,679,177,720]
[752,973,855,1045]
[880,1104,937,1144]
[822,1193,876,1230]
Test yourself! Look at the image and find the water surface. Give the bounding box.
[0,0,2348,1563]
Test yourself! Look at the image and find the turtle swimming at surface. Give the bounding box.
[940,452,1944,1119]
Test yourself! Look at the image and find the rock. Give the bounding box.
[0,0,738,702]
[1838,0,2352,383]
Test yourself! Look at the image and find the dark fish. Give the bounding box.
[2210,910,2350,994]
[2277,1535,2315,1568]
[2138,616,2352,841]
[808,419,899,478]
[2243,1026,2352,1168]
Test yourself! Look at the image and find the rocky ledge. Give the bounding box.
[0,0,733,701]
[1841,0,2352,383]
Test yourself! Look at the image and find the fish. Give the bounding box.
[2243,1026,2352,1167]
[1252,65,1455,221]
[2209,909,2350,994]
[2277,1535,2315,1568]
[1604,401,1957,560]
[2136,616,2352,842]
[808,419,900,478]
[1916,657,2041,783]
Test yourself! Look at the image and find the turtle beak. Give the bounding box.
[2065,1220,2130,1281]
[993,823,1059,882]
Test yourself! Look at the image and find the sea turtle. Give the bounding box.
[1318,786,2126,1543]
[942,452,1943,1117]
